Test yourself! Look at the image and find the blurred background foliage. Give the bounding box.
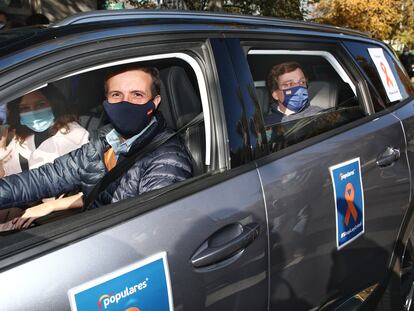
[312,0,414,46]
[100,0,305,20]
[100,0,414,46]
[3,0,410,48]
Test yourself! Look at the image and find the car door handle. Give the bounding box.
[376,146,400,167]
[191,223,260,268]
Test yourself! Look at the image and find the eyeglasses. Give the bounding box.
[279,79,307,90]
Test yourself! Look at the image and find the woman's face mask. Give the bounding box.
[18,91,55,132]
[20,107,55,132]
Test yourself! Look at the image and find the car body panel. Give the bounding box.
[258,111,410,308]
[393,100,414,198]
[0,171,268,310]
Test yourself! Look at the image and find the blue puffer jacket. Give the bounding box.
[0,115,193,209]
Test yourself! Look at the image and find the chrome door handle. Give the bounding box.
[376,146,400,167]
[191,223,260,268]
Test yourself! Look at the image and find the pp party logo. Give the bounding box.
[69,253,172,311]
[97,278,147,310]
[98,293,141,310]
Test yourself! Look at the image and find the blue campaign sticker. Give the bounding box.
[68,252,173,311]
[329,158,365,249]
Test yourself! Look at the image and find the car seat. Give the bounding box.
[60,72,106,132]
[307,81,338,109]
[159,66,206,176]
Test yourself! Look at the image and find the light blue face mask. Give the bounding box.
[20,107,55,132]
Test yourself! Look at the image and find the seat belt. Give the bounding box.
[83,113,203,210]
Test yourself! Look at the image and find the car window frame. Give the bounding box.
[247,49,358,96]
[55,52,212,167]
[341,40,414,112]
[0,37,232,270]
[238,39,378,161]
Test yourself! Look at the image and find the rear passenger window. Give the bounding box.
[247,50,366,153]
[344,41,414,112]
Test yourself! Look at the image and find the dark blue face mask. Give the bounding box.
[282,85,309,113]
[103,100,156,138]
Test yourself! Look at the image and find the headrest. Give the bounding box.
[308,81,338,109]
[254,80,271,115]
[159,66,202,130]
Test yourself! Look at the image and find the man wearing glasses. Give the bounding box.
[264,61,322,126]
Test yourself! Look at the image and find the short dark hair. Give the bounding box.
[267,62,307,92]
[104,65,161,98]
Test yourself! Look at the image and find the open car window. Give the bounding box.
[247,49,367,153]
[0,53,212,236]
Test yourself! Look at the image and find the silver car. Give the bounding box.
[0,10,413,311]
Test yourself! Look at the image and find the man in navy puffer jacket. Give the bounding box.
[0,66,193,225]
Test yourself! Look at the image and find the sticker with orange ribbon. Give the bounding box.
[368,48,402,102]
[329,158,365,250]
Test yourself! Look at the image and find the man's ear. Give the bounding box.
[272,90,282,103]
[153,95,161,108]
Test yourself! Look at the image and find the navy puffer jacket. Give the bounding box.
[0,115,193,209]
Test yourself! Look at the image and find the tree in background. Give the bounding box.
[99,0,304,20]
[257,0,303,19]
[396,0,414,48]
[98,0,156,9]
[182,0,304,19]
[312,0,406,41]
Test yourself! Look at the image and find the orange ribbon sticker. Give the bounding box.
[380,62,394,88]
[344,182,358,226]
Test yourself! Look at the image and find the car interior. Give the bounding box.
[1,58,208,232]
[248,54,359,118]
[0,53,367,231]
[247,53,366,152]
[53,59,207,176]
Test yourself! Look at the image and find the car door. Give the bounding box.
[235,38,411,309]
[0,33,269,310]
[259,109,410,309]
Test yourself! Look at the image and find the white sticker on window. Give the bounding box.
[368,48,402,102]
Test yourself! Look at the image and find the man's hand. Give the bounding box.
[10,192,84,230]
[11,202,54,229]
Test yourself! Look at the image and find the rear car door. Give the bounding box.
[0,31,269,310]
[238,38,412,309]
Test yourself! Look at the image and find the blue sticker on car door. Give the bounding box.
[330,158,365,249]
[68,252,173,311]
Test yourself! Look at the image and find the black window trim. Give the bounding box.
[239,39,377,162]
[241,39,373,114]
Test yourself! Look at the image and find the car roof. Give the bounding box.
[0,10,378,69]
[53,9,371,38]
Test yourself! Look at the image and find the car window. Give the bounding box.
[343,41,414,112]
[0,55,210,234]
[247,50,366,153]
